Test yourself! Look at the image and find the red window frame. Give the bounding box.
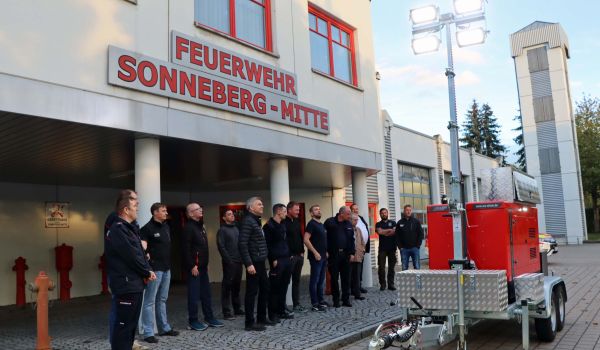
[308,5,358,86]
[195,0,273,52]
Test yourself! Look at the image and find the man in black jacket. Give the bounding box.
[105,190,156,350]
[396,204,424,270]
[238,197,273,331]
[217,209,244,320]
[264,203,294,322]
[140,203,179,343]
[182,203,223,331]
[284,201,306,312]
[324,206,355,308]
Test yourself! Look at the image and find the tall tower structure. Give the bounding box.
[510,22,587,244]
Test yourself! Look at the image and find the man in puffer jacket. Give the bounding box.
[238,197,272,331]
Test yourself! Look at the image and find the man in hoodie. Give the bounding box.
[182,203,223,331]
[217,209,244,320]
[264,203,294,322]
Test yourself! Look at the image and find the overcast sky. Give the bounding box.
[371,0,600,162]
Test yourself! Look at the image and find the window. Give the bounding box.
[527,46,549,73]
[195,0,272,51]
[539,147,561,174]
[308,6,357,85]
[398,163,432,234]
[533,96,555,122]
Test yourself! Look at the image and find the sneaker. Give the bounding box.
[143,336,158,344]
[234,309,246,316]
[278,312,294,319]
[206,319,224,328]
[132,341,149,350]
[293,305,308,313]
[319,300,330,307]
[285,306,295,315]
[245,323,266,331]
[187,321,208,331]
[158,329,179,336]
[312,304,326,312]
[223,313,235,320]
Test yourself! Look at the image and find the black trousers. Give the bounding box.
[110,292,143,350]
[221,261,243,315]
[328,253,351,304]
[290,255,304,306]
[378,249,397,288]
[244,260,270,325]
[269,257,292,316]
[351,261,363,297]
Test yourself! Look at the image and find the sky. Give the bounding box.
[371,0,600,162]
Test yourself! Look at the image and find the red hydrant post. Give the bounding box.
[12,256,29,307]
[30,271,55,350]
[54,243,73,301]
[98,254,109,295]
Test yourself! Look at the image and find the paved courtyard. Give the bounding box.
[342,244,600,350]
[0,275,403,350]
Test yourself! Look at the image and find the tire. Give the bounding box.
[535,289,558,342]
[556,286,566,331]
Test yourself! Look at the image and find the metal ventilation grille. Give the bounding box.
[530,247,537,259]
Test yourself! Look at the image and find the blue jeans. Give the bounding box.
[309,257,327,305]
[187,267,215,323]
[141,270,172,337]
[400,247,421,270]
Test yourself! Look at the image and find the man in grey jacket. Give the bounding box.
[217,209,244,320]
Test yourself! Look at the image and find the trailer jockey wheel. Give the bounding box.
[555,286,566,332]
[535,289,560,342]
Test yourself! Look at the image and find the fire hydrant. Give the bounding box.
[55,243,73,301]
[28,271,55,350]
[12,256,28,307]
[98,254,109,295]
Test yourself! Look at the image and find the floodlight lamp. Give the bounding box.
[453,0,484,15]
[410,5,439,25]
[411,35,441,55]
[456,27,487,47]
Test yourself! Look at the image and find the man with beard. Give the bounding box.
[304,205,328,311]
[375,208,397,291]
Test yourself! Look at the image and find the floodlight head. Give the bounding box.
[454,0,484,15]
[411,35,441,55]
[456,27,487,47]
[410,5,439,26]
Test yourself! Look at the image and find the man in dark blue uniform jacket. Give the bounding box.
[105,190,156,350]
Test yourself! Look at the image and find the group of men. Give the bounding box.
[103,189,423,350]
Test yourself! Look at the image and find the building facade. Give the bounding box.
[0,0,382,306]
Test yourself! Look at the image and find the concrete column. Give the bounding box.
[352,169,372,288]
[269,158,292,306]
[135,137,161,226]
[270,158,290,206]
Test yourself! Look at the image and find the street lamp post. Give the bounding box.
[409,1,487,349]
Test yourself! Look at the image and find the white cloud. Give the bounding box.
[378,63,480,88]
[453,49,484,65]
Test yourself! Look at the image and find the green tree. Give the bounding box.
[460,100,482,152]
[512,113,527,171]
[575,96,600,233]
[479,103,506,161]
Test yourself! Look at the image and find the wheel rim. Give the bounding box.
[551,295,557,331]
[558,291,565,323]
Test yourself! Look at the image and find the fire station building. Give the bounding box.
[0,0,505,307]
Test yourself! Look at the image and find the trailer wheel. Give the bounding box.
[556,286,566,332]
[535,289,558,342]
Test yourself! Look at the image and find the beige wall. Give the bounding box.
[0,0,381,157]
